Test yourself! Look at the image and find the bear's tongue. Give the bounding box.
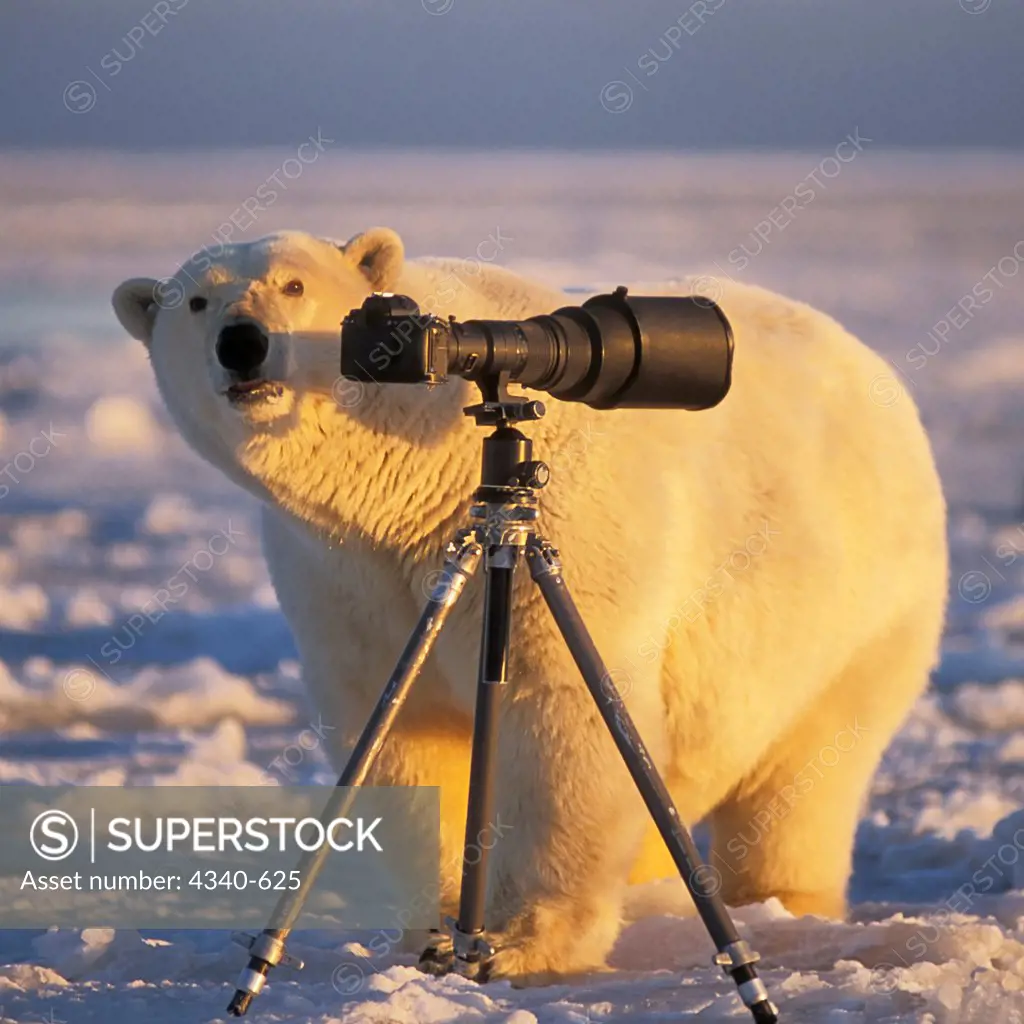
[227,379,266,394]
[224,380,285,406]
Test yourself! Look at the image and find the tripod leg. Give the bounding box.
[444,555,515,977]
[226,533,482,1017]
[525,538,778,1024]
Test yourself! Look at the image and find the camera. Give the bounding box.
[340,287,733,411]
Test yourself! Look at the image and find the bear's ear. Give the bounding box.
[339,228,404,291]
[112,277,161,344]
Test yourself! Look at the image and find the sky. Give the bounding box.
[0,0,1022,151]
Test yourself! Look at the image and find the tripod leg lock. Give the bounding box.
[444,915,497,979]
[713,939,760,973]
[226,931,305,1015]
[231,931,305,971]
[713,941,778,1020]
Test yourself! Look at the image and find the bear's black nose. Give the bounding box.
[216,322,269,375]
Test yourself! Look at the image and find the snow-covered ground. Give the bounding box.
[0,149,1022,1022]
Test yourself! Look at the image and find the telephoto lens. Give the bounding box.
[341,286,733,410]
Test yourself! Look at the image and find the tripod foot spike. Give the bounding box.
[751,999,780,1023]
[226,990,253,1017]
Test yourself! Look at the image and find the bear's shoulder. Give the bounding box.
[397,258,567,321]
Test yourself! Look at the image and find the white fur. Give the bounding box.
[114,229,947,983]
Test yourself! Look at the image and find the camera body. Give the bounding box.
[341,287,734,411]
[341,294,451,385]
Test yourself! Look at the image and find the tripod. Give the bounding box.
[226,378,779,1023]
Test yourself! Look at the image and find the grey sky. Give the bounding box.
[0,0,1021,150]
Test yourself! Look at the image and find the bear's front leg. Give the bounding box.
[473,650,667,986]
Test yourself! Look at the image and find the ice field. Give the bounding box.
[0,149,1023,1022]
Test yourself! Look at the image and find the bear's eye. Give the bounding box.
[189,296,208,313]
[283,279,304,297]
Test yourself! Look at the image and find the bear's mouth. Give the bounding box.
[224,380,285,406]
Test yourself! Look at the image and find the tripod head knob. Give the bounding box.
[513,460,550,489]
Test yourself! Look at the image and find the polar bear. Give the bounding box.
[113,229,947,983]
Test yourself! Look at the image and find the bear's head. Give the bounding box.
[112,228,416,506]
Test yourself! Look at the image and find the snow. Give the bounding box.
[84,395,164,455]
[0,582,49,630]
[0,148,1023,1022]
[0,658,295,734]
